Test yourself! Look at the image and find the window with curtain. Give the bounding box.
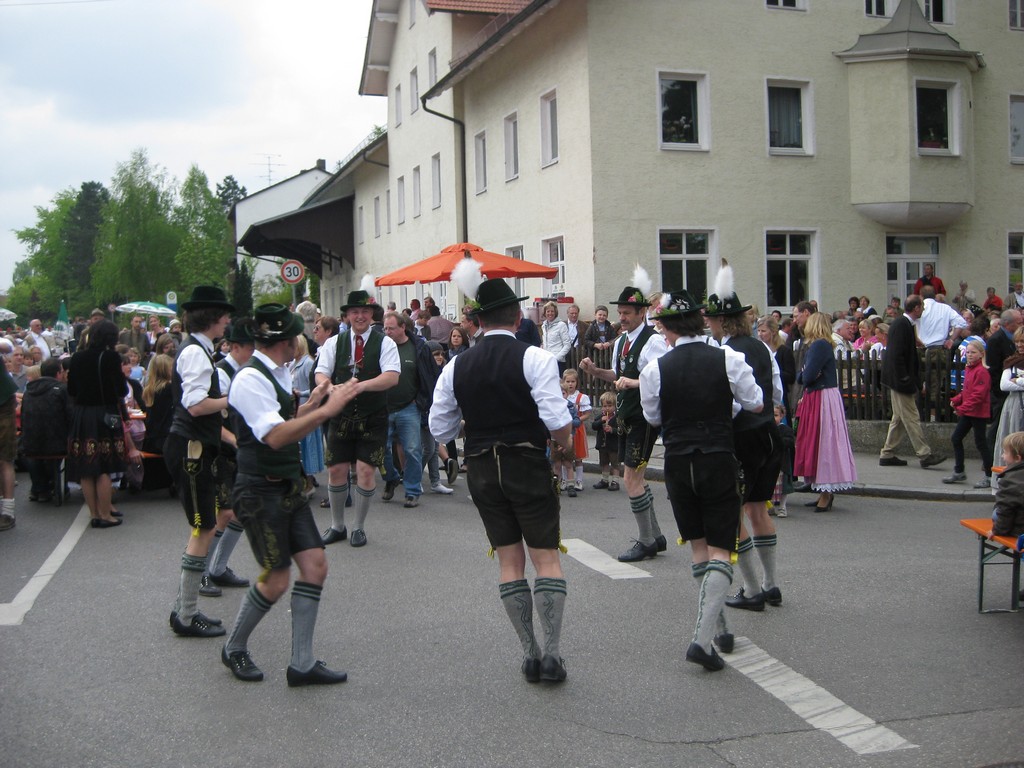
[768,86,802,149]
[765,232,811,308]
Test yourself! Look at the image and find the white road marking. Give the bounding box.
[727,636,918,755]
[561,538,653,579]
[0,505,91,626]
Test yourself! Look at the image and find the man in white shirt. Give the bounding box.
[25,319,51,361]
[917,286,968,348]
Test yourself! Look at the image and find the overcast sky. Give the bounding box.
[0,0,387,292]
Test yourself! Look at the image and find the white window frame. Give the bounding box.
[410,68,419,114]
[923,0,952,24]
[540,89,559,168]
[766,0,805,10]
[1011,95,1024,163]
[428,48,438,87]
[385,188,391,234]
[506,245,525,297]
[658,229,715,298]
[1009,233,1024,292]
[658,70,710,152]
[412,166,421,218]
[915,78,961,156]
[431,153,442,209]
[357,205,364,244]
[542,236,565,296]
[397,176,406,224]
[1013,0,1024,30]
[865,0,893,17]
[395,84,402,127]
[474,131,487,195]
[766,78,815,156]
[765,230,816,311]
[504,112,519,181]
[373,196,381,239]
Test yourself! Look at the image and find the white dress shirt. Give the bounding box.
[228,350,293,443]
[917,298,968,347]
[175,332,218,409]
[314,328,400,380]
[429,330,571,444]
[640,336,763,427]
[613,325,669,376]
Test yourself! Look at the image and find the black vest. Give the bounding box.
[232,356,302,480]
[659,342,735,456]
[452,334,549,454]
[169,335,222,446]
[615,324,656,422]
[725,335,774,432]
[332,329,387,417]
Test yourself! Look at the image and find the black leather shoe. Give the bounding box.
[791,480,812,492]
[322,526,347,545]
[382,480,398,502]
[686,642,725,671]
[210,568,249,588]
[655,534,668,552]
[222,646,264,682]
[404,495,419,508]
[170,610,222,627]
[725,588,765,612]
[592,479,609,490]
[714,632,735,654]
[761,586,782,606]
[350,529,367,547]
[170,612,226,638]
[286,660,348,687]
[617,540,658,562]
[539,654,567,682]
[521,657,541,683]
[199,574,222,597]
[446,458,460,486]
[878,456,908,467]
[920,453,947,469]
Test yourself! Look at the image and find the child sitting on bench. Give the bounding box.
[992,431,1024,537]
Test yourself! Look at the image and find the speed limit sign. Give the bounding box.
[280,259,305,285]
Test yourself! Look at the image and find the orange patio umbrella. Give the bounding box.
[375,242,558,286]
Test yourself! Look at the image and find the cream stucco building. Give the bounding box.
[247,0,1024,319]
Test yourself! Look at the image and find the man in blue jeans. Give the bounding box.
[380,312,439,508]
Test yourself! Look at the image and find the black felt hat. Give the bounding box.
[651,290,705,318]
[225,318,257,344]
[469,279,528,315]
[181,285,234,312]
[340,290,378,313]
[253,304,304,341]
[704,265,751,316]
[610,286,651,307]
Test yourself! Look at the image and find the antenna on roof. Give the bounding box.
[252,154,285,185]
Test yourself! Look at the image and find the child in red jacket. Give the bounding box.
[943,339,993,487]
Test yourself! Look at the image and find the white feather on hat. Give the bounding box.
[713,264,736,301]
[359,274,376,294]
[632,265,652,298]
[452,257,484,303]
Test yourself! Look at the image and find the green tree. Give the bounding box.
[9,190,77,320]
[92,148,181,303]
[173,164,234,289]
[308,273,321,307]
[62,181,109,314]
[215,174,247,215]
[231,257,254,319]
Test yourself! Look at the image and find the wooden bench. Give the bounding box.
[960,518,1022,613]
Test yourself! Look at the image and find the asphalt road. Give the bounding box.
[1,472,1021,768]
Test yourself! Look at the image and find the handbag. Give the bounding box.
[99,352,124,432]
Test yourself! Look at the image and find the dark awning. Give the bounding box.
[238,196,353,277]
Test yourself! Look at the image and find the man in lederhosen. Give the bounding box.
[199,319,258,599]
[639,290,763,671]
[579,286,669,562]
[221,304,358,685]
[316,288,399,548]
[165,286,234,638]
[704,269,785,613]
[430,276,574,683]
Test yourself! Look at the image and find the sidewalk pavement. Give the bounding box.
[580,433,995,503]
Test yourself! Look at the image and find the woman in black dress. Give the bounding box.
[67,320,134,527]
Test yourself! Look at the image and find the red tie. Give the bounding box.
[621,335,631,358]
[355,334,364,368]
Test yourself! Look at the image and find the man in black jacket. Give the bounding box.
[20,357,70,503]
[879,295,945,468]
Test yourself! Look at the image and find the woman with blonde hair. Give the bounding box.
[541,300,571,375]
[792,312,857,511]
[140,353,175,455]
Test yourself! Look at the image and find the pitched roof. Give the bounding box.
[426,0,530,13]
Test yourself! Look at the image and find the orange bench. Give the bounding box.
[960,518,1022,613]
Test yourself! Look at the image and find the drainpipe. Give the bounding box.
[420,95,468,243]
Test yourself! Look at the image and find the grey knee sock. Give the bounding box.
[692,561,729,637]
[753,534,778,590]
[203,530,223,578]
[210,520,244,577]
[694,560,733,652]
[353,485,374,530]
[629,493,655,545]
[328,483,349,531]
[735,537,760,594]
[225,585,274,653]
[533,577,567,658]
[290,581,322,673]
[644,485,663,539]
[499,579,539,660]
[175,553,206,622]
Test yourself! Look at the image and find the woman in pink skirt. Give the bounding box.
[793,312,857,511]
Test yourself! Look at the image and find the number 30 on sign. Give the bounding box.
[280,260,305,284]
